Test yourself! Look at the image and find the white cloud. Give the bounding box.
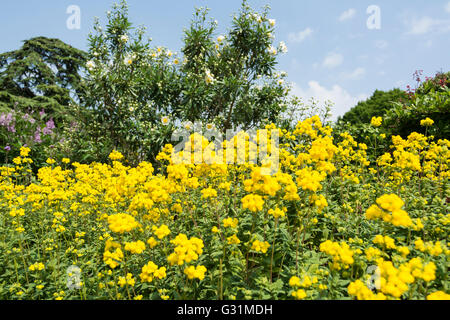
[446,2,450,13]
[375,40,388,49]
[340,67,366,80]
[291,81,367,120]
[288,28,313,43]
[322,52,343,69]
[339,9,356,22]
[405,16,450,35]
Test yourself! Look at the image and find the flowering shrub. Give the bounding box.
[0,115,448,300]
[0,107,62,168]
[79,0,291,165]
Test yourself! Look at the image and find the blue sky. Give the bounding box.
[1,0,449,119]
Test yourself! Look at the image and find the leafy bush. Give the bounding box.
[0,37,87,123]
[385,71,450,140]
[78,0,290,166]
[335,71,449,159]
[338,89,408,126]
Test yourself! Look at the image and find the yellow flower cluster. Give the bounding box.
[414,239,444,256]
[184,265,207,280]
[227,234,240,245]
[140,261,167,283]
[147,237,158,248]
[373,235,397,250]
[365,247,383,261]
[107,213,139,234]
[222,217,238,228]
[320,240,354,270]
[118,273,135,287]
[28,262,45,271]
[427,291,450,300]
[289,275,317,288]
[109,150,124,161]
[371,116,382,127]
[251,240,270,253]
[241,194,264,212]
[20,147,31,157]
[366,194,413,227]
[268,207,286,219]
[153,224,171,239]
[243,167,281,197]
[376,257,436,298]
[295,168,326,192]
[291,289,307,300]
[124,240,146,254]
[103,247,124,269]
[201,187,217,199]
[348,280,386,300]
[420,118,434,127]
[167,234,204,266]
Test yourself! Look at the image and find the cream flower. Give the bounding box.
[205,69,215,84]
[161,116,170,126]
[86,60,96,71]
[267,46,277,55]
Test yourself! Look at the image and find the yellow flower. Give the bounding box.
[124,240,146,254]
[20,147,31,157]
[420,118,434,127]
[29,262,45,271]
[251,240,270,253]
[201,187,217,199]
[147,237,158,248]
[227,234,240,245]
[268,207,286,219]
[289,276,301,287]
[222,217,238,228]
[107,213,139,233]
[292,289,306,300]
[427,291,450,300]
[371,116,382,127]
[167,234,204,266]
[109,150,124,161]
[184,265,207,280]
[376,194,404,212]
[241,194,264,212]
[152,225,171,240]
[118,273,135,287]
[140,261,166,282]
